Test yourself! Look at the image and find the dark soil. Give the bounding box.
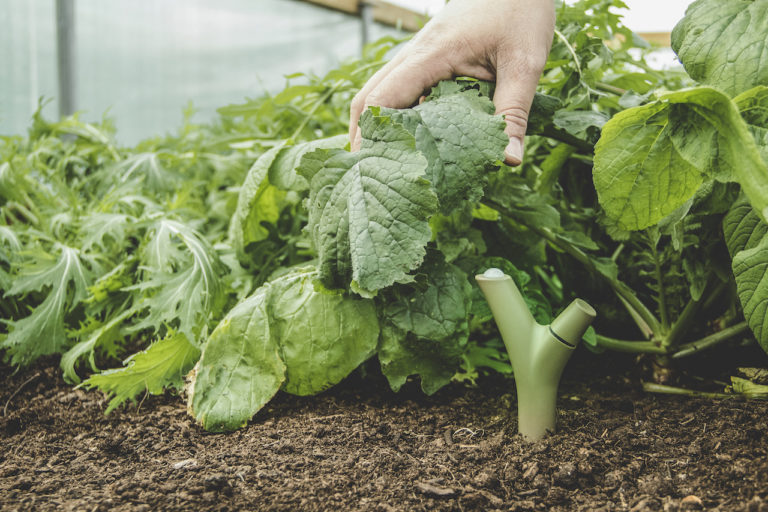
[2,349,768,512]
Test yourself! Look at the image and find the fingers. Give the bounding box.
[348,50,409,146]
[349,52,452,150]
[492,55,545,166]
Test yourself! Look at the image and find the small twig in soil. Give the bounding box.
[309,414,345,422]
[3,372,40,417]
[136,388,150,414]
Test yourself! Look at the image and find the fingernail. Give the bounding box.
[505,137,523,165]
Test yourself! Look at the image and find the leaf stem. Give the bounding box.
[290,80,344,141]
[554,29,582,77]
[670,321,751,359]
[642,382,734,399]
[536,143,576,193]
[650,239,670,334]
[594,81,627,96]
[6,201,40,226]
[594,334,667,354]
[665,277,726,349]
[485,197,662,335]
[536,126,594,153]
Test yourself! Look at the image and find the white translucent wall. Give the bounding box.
[0,0,404,144]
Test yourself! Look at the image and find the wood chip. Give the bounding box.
[523,462,539,480]
[172,458,197,470]
[415,481,456,497]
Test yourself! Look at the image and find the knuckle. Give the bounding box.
[498,47,547,77]
[500,106,529,131]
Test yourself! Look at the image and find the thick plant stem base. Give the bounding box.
[476,270,596,441]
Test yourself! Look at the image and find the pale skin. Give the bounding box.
[349,0,555,165]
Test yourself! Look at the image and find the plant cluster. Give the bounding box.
[2,0,768,431]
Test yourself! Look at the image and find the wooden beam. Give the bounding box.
[304,0,359,14]
[300,0,428,32]
[637,32,671,47]
[371,1,428,32]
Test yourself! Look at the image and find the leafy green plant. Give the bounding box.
[3,0,768,432]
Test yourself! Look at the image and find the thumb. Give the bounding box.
[492,62,541,166]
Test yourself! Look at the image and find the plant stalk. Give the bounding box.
[594,81,627,96]
[642,382,734,399]
[650,241,670,334]
[290,80,344,141]
[536,143,576,193]
[485,198,662,336]
[671,321,751,359]
[595,334,667,354]
[665,276,726,349]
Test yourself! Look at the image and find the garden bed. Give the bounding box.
[2,349,767,512]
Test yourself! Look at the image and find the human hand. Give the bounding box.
[349,0,555,165]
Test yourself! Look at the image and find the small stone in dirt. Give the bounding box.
[680,495,703,510]
[172,458,197,470]
[415,481,455,497]
[553,463,577,488]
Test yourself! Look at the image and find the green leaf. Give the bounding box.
[228,144,288,262]
[269,134,348,192]
[84,331,200,414]
[593,101,702,231]
[79,212,133,252]
[486,173,561,230]
[189,268,379,430]
[724,196,768,256]
[730,376,768,397]
[298,110,437,295]
[268,269,379,396]
[0,226,20,290]
[734,86,768,165]
[594,87,768,230]
[732,240,768,353]
[2,246,92,366]
[723,196,768,353]
[115,152,180,191]
[61,308,134,384]
[383,86,507,213]
[189,285,285,432]
[135,220,226,343]
[671,0,768,96]
[553,109,608,140]
[377,257,472,394]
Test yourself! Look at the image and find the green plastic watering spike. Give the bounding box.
[476,268,596,441]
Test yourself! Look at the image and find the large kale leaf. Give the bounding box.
[188,268,378,431]
[594,87,768,230]
[723,196,768,352]
[298,111,437,296]
[672,0,768,97]
[298,82,506,296]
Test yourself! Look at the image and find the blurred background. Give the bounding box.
[0,0,692,145]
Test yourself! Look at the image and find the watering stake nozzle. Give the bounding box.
[475,268,596,441]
